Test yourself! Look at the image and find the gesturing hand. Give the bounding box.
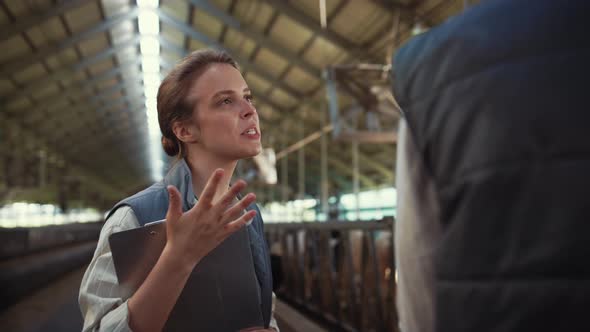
[163,168,257,270]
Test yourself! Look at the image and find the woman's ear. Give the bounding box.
[172,120,200,144]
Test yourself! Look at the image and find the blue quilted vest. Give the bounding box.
[105,159,273,328]
[393,0,590,331]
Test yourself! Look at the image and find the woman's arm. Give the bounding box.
[394,119,442,332]
[79,206,138,332]
[80,169,256,332]
[127,169,256,332]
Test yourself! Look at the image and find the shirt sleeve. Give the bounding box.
[394,119,442,332]
[268,291,280,331]
[79,206,140,332]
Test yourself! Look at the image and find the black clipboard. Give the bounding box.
[108,220,264,331]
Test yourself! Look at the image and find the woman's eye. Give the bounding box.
[245,95,254,104]
[222,98,232,105]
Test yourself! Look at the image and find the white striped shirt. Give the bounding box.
[78,206,279,331]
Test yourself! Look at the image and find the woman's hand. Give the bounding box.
[127,170,255,332]
[163,168,256,271]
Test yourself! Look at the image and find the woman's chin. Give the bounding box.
[234,144,262,159]
[247,145,263,158]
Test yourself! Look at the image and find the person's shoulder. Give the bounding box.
[104,205,140,232]
[249,203,266,231]
[123,182,167,204]
[105,182,168,223]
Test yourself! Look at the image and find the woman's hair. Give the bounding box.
[157,49,239,158]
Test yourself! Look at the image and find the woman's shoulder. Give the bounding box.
[91,206,140,259]
[106,182,169,226]
[248,203,266,232]
[103,205,140,234]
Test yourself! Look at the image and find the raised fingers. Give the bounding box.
[198,169,224,206]
[222,193,256,222]
[224,210,257,234]
[165,185,183,223]
[213,179,247,212]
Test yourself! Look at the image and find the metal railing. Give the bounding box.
[0,222,102,310]
[265,219,399,332]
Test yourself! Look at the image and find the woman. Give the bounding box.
[79,49,278,332]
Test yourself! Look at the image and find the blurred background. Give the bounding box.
[0,0,476,331]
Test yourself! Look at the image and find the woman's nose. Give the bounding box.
[240,101,257,119]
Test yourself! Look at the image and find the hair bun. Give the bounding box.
[161,136,179,156]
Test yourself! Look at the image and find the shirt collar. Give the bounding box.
[163,158,197,212]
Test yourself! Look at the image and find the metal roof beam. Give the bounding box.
[369,0,433,27]
[285,129,394,183]
[1,35,141,106]
[306,147,376,188]
[275,111,394,181]
[257,0,374,61]
[64,104,147,141]
[13,57,143,114]
[1,7,140,78]
[36,89,145,137]
[0,112,125,199]
[46,94,145,140]
[23,87,144,135]
[70,124,146,158]
[69,134,150,176]
[157,10,304,100]
[0,0,90,43]
[188,0,321,78]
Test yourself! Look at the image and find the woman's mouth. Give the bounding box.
[241,127,260,139]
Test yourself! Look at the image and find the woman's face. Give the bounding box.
[187,63,262,161]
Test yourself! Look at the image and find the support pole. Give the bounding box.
[39,149,47,187]
[298,119,305,199]
[352,140,360,220]
[321,105,329,220]
[281,123,289,203]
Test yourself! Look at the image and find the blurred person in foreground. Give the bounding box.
[392,0,590,331]
[79,49,278,332]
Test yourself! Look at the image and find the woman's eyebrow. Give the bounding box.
[211,88,251,99]
[211,90,235,99]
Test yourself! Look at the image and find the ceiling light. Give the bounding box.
[140,35,160,56]
[145,99,157,110]
[319,0,327,29]
[143,72,161,87]
[144,84,159,99]
[147,112,160,134]
[141,57,160,73]
[137,0,162,182]
[137,0,158,8]
[138,9,159,35]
